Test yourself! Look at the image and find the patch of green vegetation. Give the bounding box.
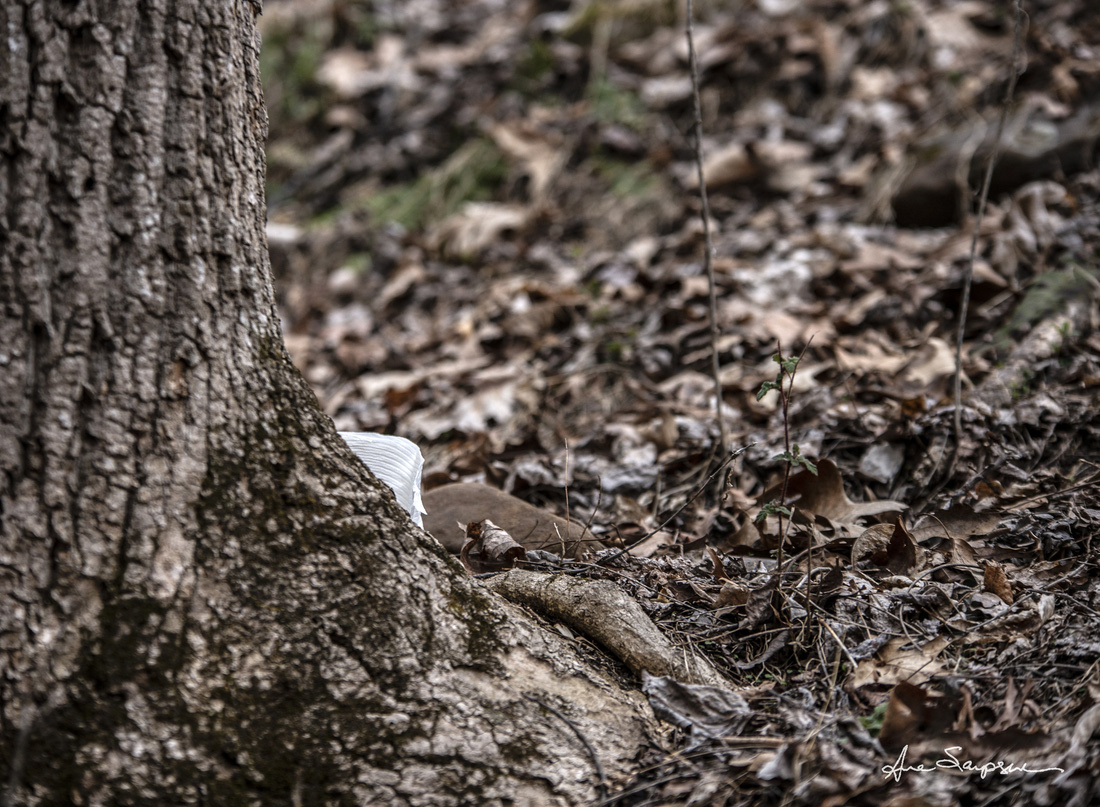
[562,0,603,43]
[590,154,659,199]
[587,78,646,130]
[603,337,626,362]
[589,302,612,322]
[1010,367,1035,399]
[260,18,331,129]
[562,0,676,46]
[1054,319,1073,364]
[351,6,379,49]
[360,137,508,231]
[362,176,435,232]
[305,204,346,229]
[860,702,888,736]
[599,327,638,362]
[511,38,556,96]
[344,252,371,273]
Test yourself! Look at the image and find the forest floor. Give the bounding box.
[262,1,1100,804]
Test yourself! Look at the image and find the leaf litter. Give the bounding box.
[263,0,1100,803]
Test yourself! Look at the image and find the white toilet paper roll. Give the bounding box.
[339,432,426,527]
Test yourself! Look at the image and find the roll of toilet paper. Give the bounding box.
[339,432,426,527]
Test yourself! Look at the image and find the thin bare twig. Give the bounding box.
[563,437,571,531]
[685,0,727,454]
[953,0,1027,442]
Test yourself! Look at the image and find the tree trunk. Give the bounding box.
[0,3,653,804]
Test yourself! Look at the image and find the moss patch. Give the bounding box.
[993,264,1097,355]
[361,137,509,232]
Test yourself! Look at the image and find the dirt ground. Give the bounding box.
[261,1,1100,803]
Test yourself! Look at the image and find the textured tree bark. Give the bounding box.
[0,3,654,805]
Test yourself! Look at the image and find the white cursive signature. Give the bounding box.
[883,745,1065,782]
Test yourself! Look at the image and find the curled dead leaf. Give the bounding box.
[982,562,1015,605]
[878,680,961,753]
[460,519,525,573]
[851,518,918,575]
[707,546,730,582]
[695,142,760,188]
[713,580,750,609]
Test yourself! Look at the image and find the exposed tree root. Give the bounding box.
[485,569,733,690]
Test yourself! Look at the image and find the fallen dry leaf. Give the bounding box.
[759,459,907,535]
[851,637,949,691]
[982,562,1015,605]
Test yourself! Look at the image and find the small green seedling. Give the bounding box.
[754,346,817,552]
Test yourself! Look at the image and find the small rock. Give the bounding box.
[859,443,905,485]
[328,265,361,297]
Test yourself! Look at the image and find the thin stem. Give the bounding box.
[774,346,790,567]
[953,0,1026,442]
[774,340,812,568]
[685,0,727,455]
